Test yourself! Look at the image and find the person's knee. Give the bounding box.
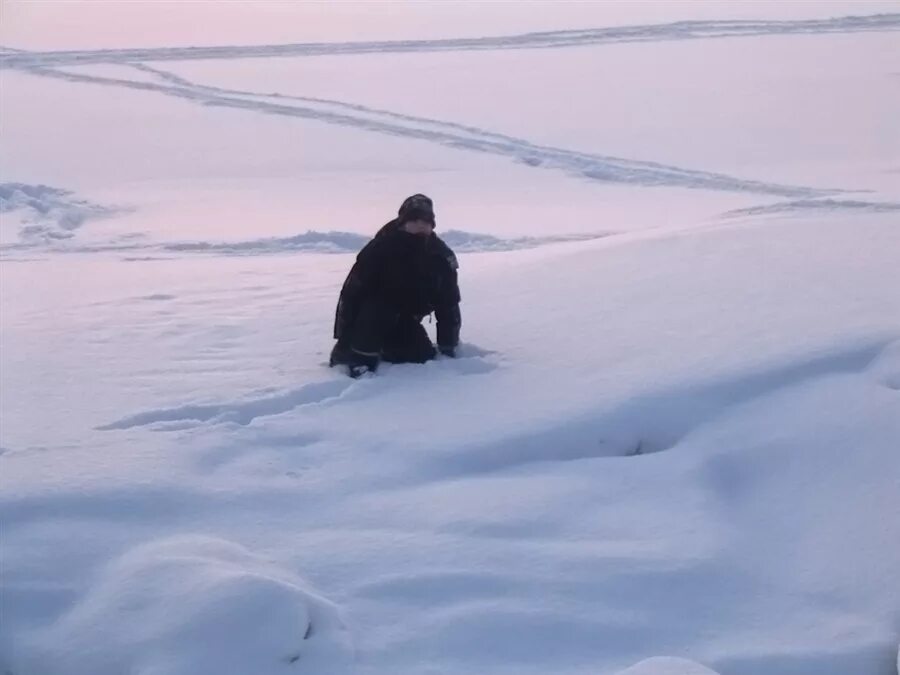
[407,323,437,363]
[404,341,436,364]
[349,300,397,356]
[382,317,435,364]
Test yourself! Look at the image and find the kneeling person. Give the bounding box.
[329,194,462,377]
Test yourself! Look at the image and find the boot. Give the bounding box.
[329,343,379,378]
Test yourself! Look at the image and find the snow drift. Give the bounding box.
[7,537,353,675]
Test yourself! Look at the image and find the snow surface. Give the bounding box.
[1,3,899,675]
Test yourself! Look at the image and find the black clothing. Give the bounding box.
[382,315,438,364]
[331,219,461,371]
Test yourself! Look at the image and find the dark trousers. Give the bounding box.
[342,299,437,365]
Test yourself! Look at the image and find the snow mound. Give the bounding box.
[0,182,123,244]
[867,338,900,391]
[614,657,720,675]
[16,536,353,675]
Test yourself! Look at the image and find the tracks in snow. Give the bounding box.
[14,63,835,198]
[2,14,897,68]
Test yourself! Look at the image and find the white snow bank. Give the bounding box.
[9,536,353,675]
[2,215,898,675]
[615,657,719,675]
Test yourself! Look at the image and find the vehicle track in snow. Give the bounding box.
[12,63,838,198]
[2,13,897,68]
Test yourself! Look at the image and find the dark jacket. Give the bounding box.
[333,220,461,349]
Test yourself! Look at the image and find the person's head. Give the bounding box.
[398,194,435,236]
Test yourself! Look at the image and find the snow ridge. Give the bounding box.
[2,225,613,257]
[721,198,900,219]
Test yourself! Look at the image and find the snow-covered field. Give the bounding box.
[1,2,899,674]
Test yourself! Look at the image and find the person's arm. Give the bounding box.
[333,238,385,340]
[435,250,461,356]
[436,304,461,356]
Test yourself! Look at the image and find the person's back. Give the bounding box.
[329,194,461,377]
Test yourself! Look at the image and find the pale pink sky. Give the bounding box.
[2,0,897,51]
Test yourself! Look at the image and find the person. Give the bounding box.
[329,194,462,377]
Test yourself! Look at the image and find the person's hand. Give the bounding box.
[439,345,456,358]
